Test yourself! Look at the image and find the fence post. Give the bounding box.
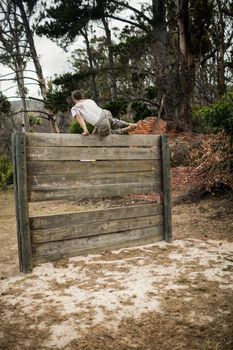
[161,135,172,242]
[14,132,32,273]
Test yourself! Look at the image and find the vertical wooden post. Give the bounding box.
[12,133,23,271]
[161,135,172,242]
[14,132,32,273]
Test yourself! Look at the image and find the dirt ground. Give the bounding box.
[0,189,233,350]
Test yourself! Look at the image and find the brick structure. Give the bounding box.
[129,117,167,135]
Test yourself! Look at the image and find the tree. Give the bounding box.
[0,0,30,130]
[13,0,59,132]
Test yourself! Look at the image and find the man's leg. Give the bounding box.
[95,114,111,137]
[104,110,137,134]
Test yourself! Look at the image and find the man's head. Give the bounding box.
[71,90,83,102]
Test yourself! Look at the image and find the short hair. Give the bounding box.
[72,90,83,101]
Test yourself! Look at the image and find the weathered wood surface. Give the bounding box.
[32,226,164,261]
[12,133,23,271]
[32,214,164,243]
[27,146,160,161]
[32,235,163,264]
[26,133,161,147]
[161,135,172,243]
[30,203,163,230]
[13,132,172,269]
[28,181,160,202]
[27,159,160,175]
[28,171,160,188]
[15,133,32,273]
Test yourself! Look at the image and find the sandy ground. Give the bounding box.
[0,190,233,350]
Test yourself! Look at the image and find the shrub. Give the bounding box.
[69,120,94,134]
[189,132,233,193]
[29,113,42,131]
[193,91,233,137]
[103,98,128,117]
[131,101,154,122]
[0,156,13,190]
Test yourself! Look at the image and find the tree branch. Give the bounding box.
[9,109,53,120]
[107,15,146,30]
[111,0,152,24]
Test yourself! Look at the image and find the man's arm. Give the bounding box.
[75,111,89,135]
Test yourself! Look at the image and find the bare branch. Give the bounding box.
[110,1,152,24]
[107,15,146,30]
[0,76,41,83]
[9,110,54,119]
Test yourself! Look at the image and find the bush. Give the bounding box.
[189,132,233,193]
[131,101,154,122]
[103,98,128,117]
[69,120,94,134]
[0,156,13,190]
[193,91,233,137]
[29,113,42,131]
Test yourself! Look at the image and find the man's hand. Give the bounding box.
[82,131,90,136]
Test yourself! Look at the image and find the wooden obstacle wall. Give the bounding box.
[12,132,172,273]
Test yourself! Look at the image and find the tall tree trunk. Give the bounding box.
[81,28,98,99]
[102,17,117,100]
[15,0,59,132]
[216,0,226,96]
[13,8,29,131]
[152,0,167,44]
[16,64,29,132]
[176,0,195,125]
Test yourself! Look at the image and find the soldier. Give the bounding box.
[71,90,137,136]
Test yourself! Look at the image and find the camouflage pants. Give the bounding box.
[95,110,130,137]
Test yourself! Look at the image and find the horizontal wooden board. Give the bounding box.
[28,181,160,202]
[32,226,164,258]
[26,133,161,148]
[27,159,161,176]
[31,214,164,243]
[27,146,160,161]
[32,234,164,264]
[30,203,163,230]
[28,171,160,189]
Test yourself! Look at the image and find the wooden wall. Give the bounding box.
[12,133,172,273]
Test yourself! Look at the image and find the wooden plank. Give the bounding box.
[28,181,160,202]
[32,234,163,264]
[28,171,159,188]
[161,135,172,242]
[27,146,161,161]
[15,133,32,273]
[30,203,163,230]
[27,159,161,176]
[32,226,164,258]
[26,133,161,147]
[12,133,23,271]
[32,214,164,243]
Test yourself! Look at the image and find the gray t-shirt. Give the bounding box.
[71,99,102,126]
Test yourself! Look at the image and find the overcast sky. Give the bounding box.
[0,35,77,99]
[0,0,141,100]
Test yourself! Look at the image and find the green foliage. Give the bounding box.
[69,120,94,134]
[29,113,41,130]
[103,98,127,117]
[193,92,233,137]
[131,101,154,122]
[45,86,70,114]
[145,86,158,100]
[0,156,13,191]
[0,93,11,114]
[189,0,213,56]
